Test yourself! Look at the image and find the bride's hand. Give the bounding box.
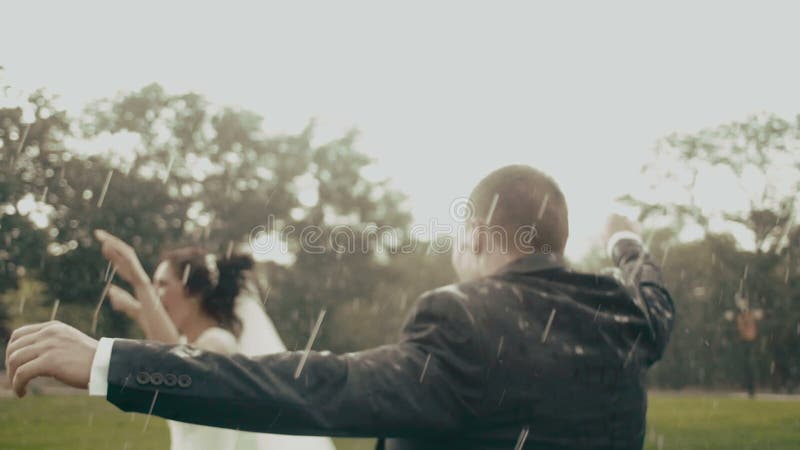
[108,285,141,320]
[94,229,150,288]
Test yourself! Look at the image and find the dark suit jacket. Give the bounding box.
[105,237,674,450]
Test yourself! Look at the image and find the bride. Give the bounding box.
[95,230,336,450]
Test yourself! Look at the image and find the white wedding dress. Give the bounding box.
[167,290,337,450]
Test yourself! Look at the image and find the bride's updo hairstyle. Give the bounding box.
[159,247,254,338]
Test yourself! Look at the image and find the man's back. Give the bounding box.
[382,242,674,449]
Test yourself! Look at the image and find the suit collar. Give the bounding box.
[495,252,567,276]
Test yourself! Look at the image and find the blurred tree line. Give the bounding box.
[619,113,800,393]
[1,74,799,393]
[0,75,454,360]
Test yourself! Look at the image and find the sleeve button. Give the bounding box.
[177,374,192,388]
[149,372,164,386]
[163,373,177,386]
[136,372,151,385]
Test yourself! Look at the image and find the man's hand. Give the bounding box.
[5,321,98,397]
[602,213,642,244]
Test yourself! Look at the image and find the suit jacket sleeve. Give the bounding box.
[105,288,486,437]
[611,236,675,365]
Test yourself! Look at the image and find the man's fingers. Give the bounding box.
[7,321,52,347]
[7,330,45,368]
[12,357,48,398]
[7,339,50,383]
[6,322,61,376]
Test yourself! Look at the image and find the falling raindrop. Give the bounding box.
[264,189,277,211]
[182,264,191,285]
[96,169,114,208]
[511,286,523,302]
[294,309,326,379]
[163,154,175,184]
[49,299,60,321]
[496,336,504,359]
[92,268,117,334]
[485,193,500,225]
[103,261,113,282]
[262,286,271,306]
[142,390,160,432]
[623,332,642,368]
[541,308,556,343]
[419,353,432,383]
[513,425,530,450]
[660,244,671,268]
[536,194,550,220]
[13,123,31,162]
[593,304,602,322]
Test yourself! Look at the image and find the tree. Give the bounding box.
[622,113,800,391]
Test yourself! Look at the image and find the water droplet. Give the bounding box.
[96,170,114,208]
[541,308,556,343]
[294,309,326,379]
[419,353,432,383]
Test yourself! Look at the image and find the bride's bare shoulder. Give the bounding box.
[194,327,238,355]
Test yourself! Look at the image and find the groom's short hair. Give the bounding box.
[470,165,569,255]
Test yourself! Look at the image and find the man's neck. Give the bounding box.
[479,251,521,278]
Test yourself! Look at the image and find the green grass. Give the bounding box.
[643,395,800,450]
[0,394,797,449]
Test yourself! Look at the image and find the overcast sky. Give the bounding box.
[3,1,799,260]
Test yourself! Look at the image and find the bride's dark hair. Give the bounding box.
[159,247,254,338]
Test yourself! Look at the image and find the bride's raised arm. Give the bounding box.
[95,229,181,344]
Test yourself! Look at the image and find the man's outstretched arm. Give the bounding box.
[605,217,675,364]
[7,288,486,438]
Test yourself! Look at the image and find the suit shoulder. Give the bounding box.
[418,282,481,325]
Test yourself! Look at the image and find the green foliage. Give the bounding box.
[624,113,800,392]
[1,80,452,354]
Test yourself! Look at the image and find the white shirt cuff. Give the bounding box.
[88,337,114,396]
[606,230,643,260]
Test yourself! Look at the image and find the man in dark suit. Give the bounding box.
[6,165,674,449]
